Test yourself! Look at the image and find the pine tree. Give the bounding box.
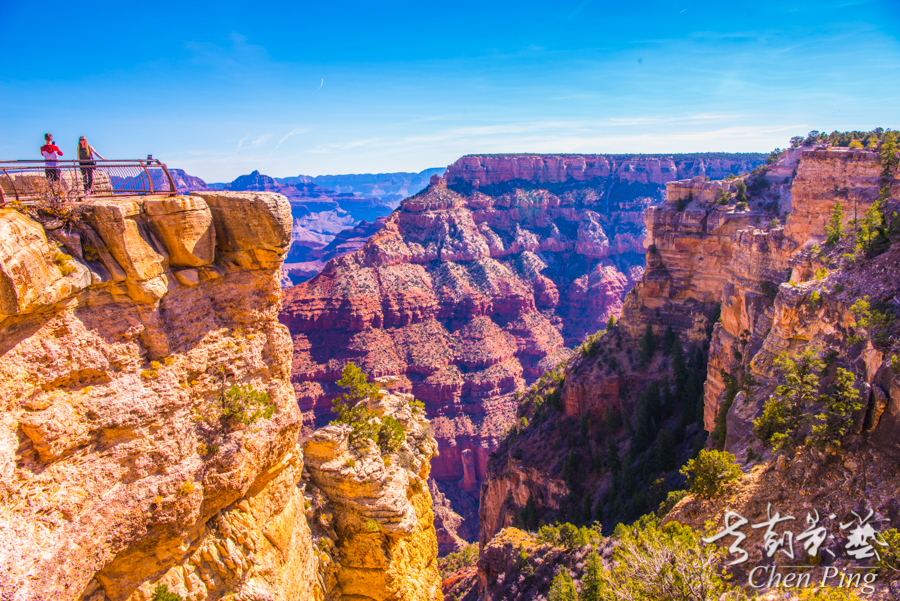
[522,492,538,531]
[548,570,578,601]
[671,338,687,388]
[662,325,676,355]
[581,552,603,601]
[653,428,678,471]
[633,390,653,452]
[606,313,616,331]
[825,200,843,245]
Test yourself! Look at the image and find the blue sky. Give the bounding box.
[1,0,898,182]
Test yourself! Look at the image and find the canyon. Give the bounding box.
[473,142,900,598]
[0,191,440,601]
[174,168,444,286]
[279,152,766,551]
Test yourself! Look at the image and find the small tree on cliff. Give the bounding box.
[332,362,406,453]
[606,314,616,331]
[825,200,843,245]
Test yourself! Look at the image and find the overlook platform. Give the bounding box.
[0,159,177,206]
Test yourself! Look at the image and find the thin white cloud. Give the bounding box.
[276,127,309,149]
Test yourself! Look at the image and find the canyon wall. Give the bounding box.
[282,154,763,477]
[0,193,440,601]
[476,146,900,551]
[280,153,765,551]
[444,153,764,188]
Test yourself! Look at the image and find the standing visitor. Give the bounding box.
[77,136,105,194]
[40,133,63,183]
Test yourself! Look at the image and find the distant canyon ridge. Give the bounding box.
[278,152,766,548]
[168,167,445,285]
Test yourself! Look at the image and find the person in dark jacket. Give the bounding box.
[77,136,105,193]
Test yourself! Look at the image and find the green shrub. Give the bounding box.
[878,528,900,571]
[150,584,184,601]
[221,384,275,425]
[438,545,479,577]
[52,251,76,276]
[600,516,733,600]
[363,519,381,533]
[679,450,742,499]
[657,489,688,517]
[377,415,405,453]
[537,522,602,548]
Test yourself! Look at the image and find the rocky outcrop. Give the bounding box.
[302,389,441,601]
[0,192,318,601]
[0,192,443,601]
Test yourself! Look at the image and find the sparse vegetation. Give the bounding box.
[51,250,76,275]
[150,583,184,601]
[196,442,219,457]
[331,362,408,454]
[825,200,844,245]
[221,384,275,425]
[438,544,478,577]
[679,450,741,499]
[598,516,733,600]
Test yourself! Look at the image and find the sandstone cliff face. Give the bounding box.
[0,193,442,601]
[0,192,321,601]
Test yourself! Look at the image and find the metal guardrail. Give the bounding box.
[0,159,178,206]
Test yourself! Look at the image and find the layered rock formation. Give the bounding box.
[284,218,388,286]
[0,191,314,601]
[445,153,765,188]
[302,387,441,601]
[0,193,440,601]
[476,144,900,556]
[281,153,766,550]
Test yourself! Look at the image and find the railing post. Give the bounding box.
[160,161,178,195]
[140,160,155,193]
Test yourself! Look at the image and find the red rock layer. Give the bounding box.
[445,154,764,187]
[281,154,765,488]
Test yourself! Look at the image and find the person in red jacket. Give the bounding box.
[40,133,63,183]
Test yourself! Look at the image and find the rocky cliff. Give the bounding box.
[476,143,900,566]
[302,385,441,601]
[280,152,766,551]
[444,153,765,188]
[0,192,440,601]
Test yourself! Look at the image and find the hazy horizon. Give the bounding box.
[1,0,898,182]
